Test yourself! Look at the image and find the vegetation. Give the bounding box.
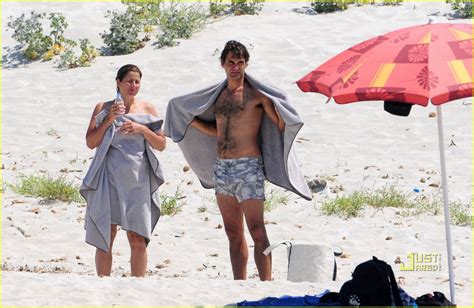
[160,186,186,216]
[231,0,265,15]
[7,12,70,61]
[309,0,403,14]
[321,184,472,226]
[122,0,162,25]
[101,10,146,55]
[155,3,207,48]
[264,183,290,212]
[447,0,472,18]
[57,39,100,69]
[10,174,83,203]
[7,11,99,68]
[210,0,264,17]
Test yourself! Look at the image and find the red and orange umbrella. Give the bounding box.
[297,23,472,106]
[296,22,472,304]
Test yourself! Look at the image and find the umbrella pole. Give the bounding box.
[435,105,456,304]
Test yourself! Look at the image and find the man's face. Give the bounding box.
[222,52,247,81]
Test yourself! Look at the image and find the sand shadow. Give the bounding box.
[291,6,317,15]
[2,45,31,69]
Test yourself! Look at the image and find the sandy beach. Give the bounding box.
[1,1,472,306]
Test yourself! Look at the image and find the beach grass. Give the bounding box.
[160,186,186,216]
[321,185,472,226]
[264,183,290,212]
[321,190,366,218]
[10,174,83,203]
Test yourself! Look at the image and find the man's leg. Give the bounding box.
[95,224,118,276]
[242,199,271,281]
[216,193,248,280]
[127,231,147,277]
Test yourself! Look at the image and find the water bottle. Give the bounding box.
[114,91,125,126]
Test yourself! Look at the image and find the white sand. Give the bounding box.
[1,1,472,306]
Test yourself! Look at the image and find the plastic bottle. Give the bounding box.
[114,91,125,126]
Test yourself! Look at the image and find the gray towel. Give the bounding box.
[164,74,311,200]
[80,110,164,252]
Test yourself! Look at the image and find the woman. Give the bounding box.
[81,64,166,277]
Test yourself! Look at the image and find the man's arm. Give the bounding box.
[190,118,218,136]
[261,97,285,132]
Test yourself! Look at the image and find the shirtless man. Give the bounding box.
[190,41,284,281]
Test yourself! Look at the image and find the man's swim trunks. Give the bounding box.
[213,156,265,203]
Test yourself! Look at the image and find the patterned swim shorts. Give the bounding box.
[214,156,265,203]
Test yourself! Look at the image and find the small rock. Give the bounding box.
[216,224,223,229]
[385,236,393,240]
[429,112,436,118]
[381,174,389,179]
[307,179,327,193]
[183,165,190,172]
[394,256,402,264]
[420,178,426,183]
[29,208,40,214]
[429,183,440,188]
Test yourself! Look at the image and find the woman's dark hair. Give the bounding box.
[116,64,142,81]
[220,40,250,65]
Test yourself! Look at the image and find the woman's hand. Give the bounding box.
[118,119,145,135]
[106,103,126,123]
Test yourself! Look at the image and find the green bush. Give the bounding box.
[7,11,45,45]
[7,11,70,61]
[101,10,146,55]
[10,174,83,203]
[231,0,264,15]
[48,13,68,46]
[311,0,350,13]
[156,4,207,48]
[57,39,100,69]
[448,0,472,18]
[123,0,163,25]
[210,0,229,17]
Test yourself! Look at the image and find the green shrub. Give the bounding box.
[7,11,70,61]
[160,186,186,216]
[156,4,207,48]
[48,13,68,46]
[231,0,264,15]
[123,0,163,24]
[310,0,350,13]
[380,0,403,5]
[10,174,83,203]
[448,0,472,18]
[101,10,146,55]
[57,39,99,69]
[210,0,230,17]
[7,11,45,45]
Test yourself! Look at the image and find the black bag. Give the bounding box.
[415,292,455,307]
[340,256,403,306]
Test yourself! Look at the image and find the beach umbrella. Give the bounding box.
[296,22,472,304]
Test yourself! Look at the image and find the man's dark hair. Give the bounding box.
[116,64,142,81]
[220,40,250,65]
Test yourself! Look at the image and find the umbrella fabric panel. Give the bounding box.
[296,23,472,106]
